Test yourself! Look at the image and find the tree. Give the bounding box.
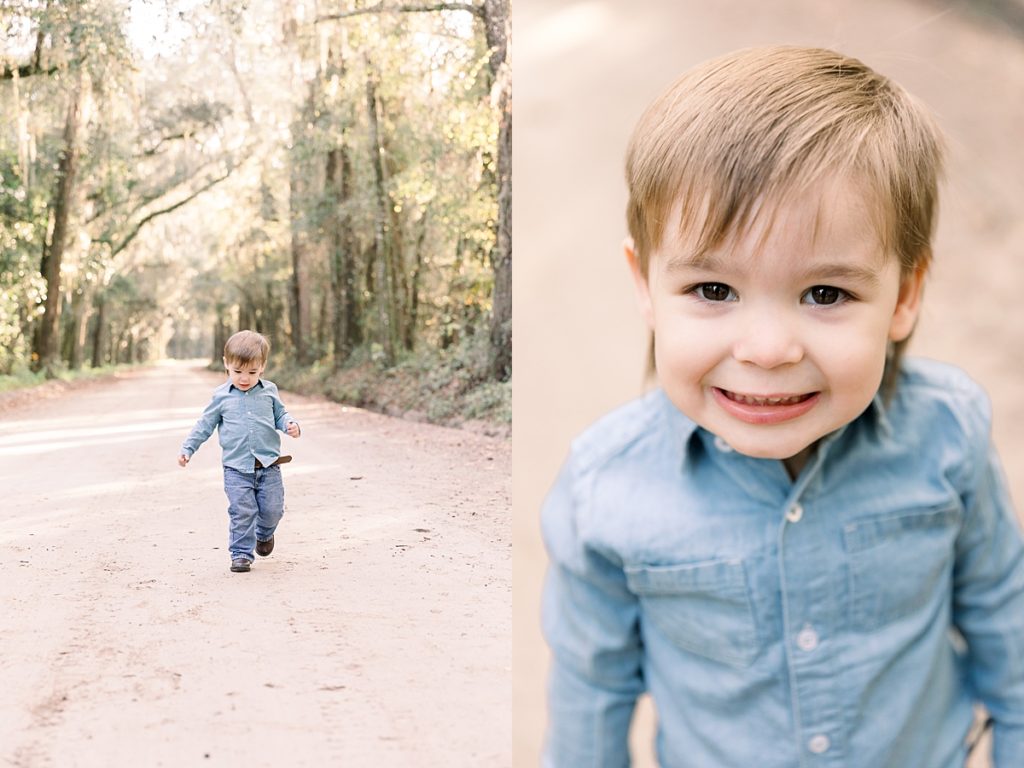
[315,0,511,379]
[37,71,84,373]
[482,0,511,380]
[2,0,510,416]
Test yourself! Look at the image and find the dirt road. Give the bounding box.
[0,361,510,767]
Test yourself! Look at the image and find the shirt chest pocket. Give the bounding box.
[624,559,760,668]
[843,504,960,631]
[234,394,273,422]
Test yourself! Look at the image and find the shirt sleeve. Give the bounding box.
[180,396,222,458]
[541,456,644,768]
[952,407,1024,766]
[268,385,295,432]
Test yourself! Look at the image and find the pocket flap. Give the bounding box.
[843,504,959,554]
[624,558,759,667]
[625,558,747,595]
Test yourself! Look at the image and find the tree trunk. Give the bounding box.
[481,0,508,86]
[62,288,79,366]
[90,293,105,368]
[382,126,409,351]
[327,144,360,368]
[286,210,309,364]
[483,0,511,381]
[324,40,359,369]
[366,72,397,365]
[489,75,512,380]
[238,298,255,333]
[405,215,427,352]
[265,280,280,347]
[316,290,328,353]
[68,276,95,370]
[442,237,465,351]
[69,286,91,370]
[288,81,315,365]
[387,195,406,353]
[37,76,83,375]
[214,313,229,364]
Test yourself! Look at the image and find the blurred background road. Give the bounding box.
[514,1,1024,765]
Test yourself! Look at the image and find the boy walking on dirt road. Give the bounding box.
[542,46,1024,766]
[178,330,301,573]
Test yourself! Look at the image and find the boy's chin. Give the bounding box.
[714,434,818,462]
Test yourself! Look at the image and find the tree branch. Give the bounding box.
[1,62,60,79]
[317,2,483,23]
[87,156,226,225]
[105,170,233,256]
[142,131,191,156]
[2,25,57,79]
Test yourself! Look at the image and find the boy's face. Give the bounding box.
[627,178,924,473]
[224,358,265,391]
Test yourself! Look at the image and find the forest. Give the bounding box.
[0,0,510,426]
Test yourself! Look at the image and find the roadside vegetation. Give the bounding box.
[1,0,511,429]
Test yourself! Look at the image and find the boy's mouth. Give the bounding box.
[721,390,814,406]
[712,387,819,425]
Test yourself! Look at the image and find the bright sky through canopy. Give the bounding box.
[129,0,204,58]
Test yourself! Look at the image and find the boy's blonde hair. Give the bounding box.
[224,330,270,366]
[625,45,945,388]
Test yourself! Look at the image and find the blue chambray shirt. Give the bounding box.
[541,358,1024,768]
[180,379,296,472]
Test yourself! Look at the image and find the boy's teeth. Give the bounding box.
[731,393,805,406]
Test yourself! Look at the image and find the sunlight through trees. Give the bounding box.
[1,0,511,403]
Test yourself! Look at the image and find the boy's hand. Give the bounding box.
[178,454,190,467]
[286,422,301,438]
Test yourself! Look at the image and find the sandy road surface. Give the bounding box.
[0,360,510,767]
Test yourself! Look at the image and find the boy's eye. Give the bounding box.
[803,285,847,306]
[696,283,736,302]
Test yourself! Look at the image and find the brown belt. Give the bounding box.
[255,455,292,469]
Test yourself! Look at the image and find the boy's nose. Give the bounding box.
[731,310,804,369]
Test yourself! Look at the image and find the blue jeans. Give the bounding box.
[223,465,285,561]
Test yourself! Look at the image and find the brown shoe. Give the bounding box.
[256,536,275,557]
[230,559,251,572]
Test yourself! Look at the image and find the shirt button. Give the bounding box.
[807,734,830,754]
[796,626,819,651]
[713,435,733,452]
[785,503,804,523]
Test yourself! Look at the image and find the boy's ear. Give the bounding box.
[888,262,927,342]
[624,237,655,330]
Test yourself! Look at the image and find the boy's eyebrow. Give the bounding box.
[663,251,721,274]
[663,252,883,287]
[798,262,882,287]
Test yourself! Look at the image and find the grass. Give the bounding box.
[0,362,137,393]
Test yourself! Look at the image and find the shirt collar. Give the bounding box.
[229,379,264,393]
[864,388,894,438]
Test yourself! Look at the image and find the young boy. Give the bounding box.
[179,330,301,573]
[542,46,1024,767]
